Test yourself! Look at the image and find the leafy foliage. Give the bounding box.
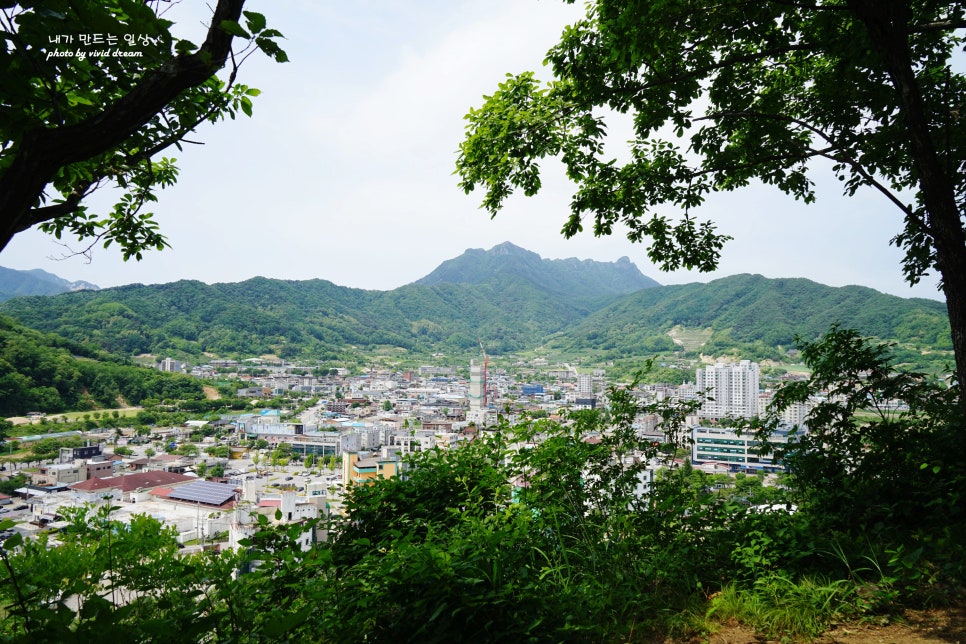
[0,1,286,256]
[457,0,966,281]
[0,314,204,415]
[763,327,966,542]
[456,0,966,397]
[0,331,962,640]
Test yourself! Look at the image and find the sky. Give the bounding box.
[0,0,947,301]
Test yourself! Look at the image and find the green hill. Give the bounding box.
[0,275,613,360]
[0,244,657,360]
[0,315,203,416]
[550,274,951,366]
[0,250,951,369]
[415,241,660,304]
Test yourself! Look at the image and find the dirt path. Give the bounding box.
[695,603,966,643]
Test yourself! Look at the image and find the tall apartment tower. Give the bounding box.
[468,359,485,412]
[467,359,490,425]
[577,374,593,396]
[695,360,760,418]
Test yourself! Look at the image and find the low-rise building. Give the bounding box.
[68,470,195,504]
[691,424,800,473]
[59,444,102,463]
[342,449,405,487]
[229,490,320,552]
[32,463,87,486]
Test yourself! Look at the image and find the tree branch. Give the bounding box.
[132,42,244,163]
[15,179,96,234]
[0,0,246,252]
[909,20,966,33]
[0,8,65,126]
[696,109,919,222]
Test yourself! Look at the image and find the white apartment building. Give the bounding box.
[758,390,816,429]
[696,360,760,418]
[469,359,485,411]
[159,357,184,373]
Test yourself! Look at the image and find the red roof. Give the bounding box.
[70,471,193,493]
[151,487,174,499]
[69,477,117,492]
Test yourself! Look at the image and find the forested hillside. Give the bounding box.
[0,245,656,360]
[0,276,603,359]
[415,241,659,303]
[550,274,951,364]
[0,266,951,367]
[0,315,204,416]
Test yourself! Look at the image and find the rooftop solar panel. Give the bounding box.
[167,480,237,506]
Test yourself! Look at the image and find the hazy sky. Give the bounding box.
[0,0,946,301]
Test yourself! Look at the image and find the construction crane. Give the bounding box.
[478,339,488,408]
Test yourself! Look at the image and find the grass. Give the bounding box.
[667,325,714,352]
[9,408,141,425]
[705,575,855,641]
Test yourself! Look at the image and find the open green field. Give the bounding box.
[667,325,713,352]
[6,408,142,433]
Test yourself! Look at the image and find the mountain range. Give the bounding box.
[0,266,99,301]
[0,243,951,371]
[416,241,660,303]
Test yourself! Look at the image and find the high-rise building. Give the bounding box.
[467,359,489,425]
[759,390,815,429]
[159,357,183,373]
[695,360,760,418]
[468,359,484,411]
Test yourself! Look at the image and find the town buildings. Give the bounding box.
[696,360,761,418]
[2,352,816,555]
[691,424,799,473]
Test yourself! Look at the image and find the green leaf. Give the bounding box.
[261,607,312,638]
[256,37,289,63]
[219,20,250,39]
[243,11,266,34]
[67,94,95,107]
[174,39,198,55]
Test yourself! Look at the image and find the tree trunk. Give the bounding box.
[849,0,966,402]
